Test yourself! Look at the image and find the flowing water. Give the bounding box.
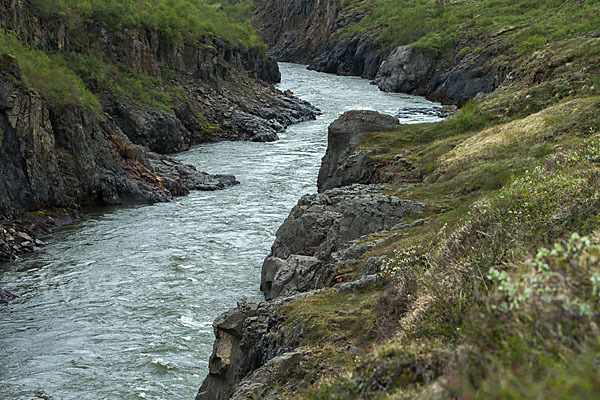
[0,63,441,400]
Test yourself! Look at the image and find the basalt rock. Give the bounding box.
[261,184,425,299]
[317,110,399,192]
[0,56,237,223]
[103,98,191,154]
[0,0,318,149]
[373,45,435,94]
[196,293,313,400]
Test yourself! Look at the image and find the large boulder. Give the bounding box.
[261,185,425,299]
[317,110,399,192]
[196,293,312,400]
[373,45,435,94]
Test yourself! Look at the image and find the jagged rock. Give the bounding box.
[261,255,324,299]
[103,98,191,154]
[261,185,425,299]
[230,350,305,400]
[222,111,283,142]
[318,110,399,192]
[0,57,238,221]
[196,293,314,400]
[374,45,435,94]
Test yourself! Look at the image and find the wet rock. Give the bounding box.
[261,184,425,299]
[318,110,399,192]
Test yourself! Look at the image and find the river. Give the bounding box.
[0,63,441,399]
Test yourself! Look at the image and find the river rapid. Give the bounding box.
[0,63,441,399]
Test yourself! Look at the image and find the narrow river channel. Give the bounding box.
[0,63,441,400]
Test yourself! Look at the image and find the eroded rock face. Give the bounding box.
[196,293,312,400]
[317,110,399,193]
[261,185,425,299]
[103,99,191,154]
[0,56,238,229]
[373,45,435,94]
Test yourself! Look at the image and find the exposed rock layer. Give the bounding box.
[199,112,426,399]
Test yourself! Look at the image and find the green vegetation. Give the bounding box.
[338,0,600,60]
[0,31,99,111]
[31,0,265,50]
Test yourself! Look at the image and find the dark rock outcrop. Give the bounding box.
[310,36,387,79]
[251,1,509,104]
[102,99,191,154]
[373,45,435,94]
[0,56,237,256]
[261,184,425,299]
[0,0,318,151]
[317,110,399,192]
[196,293,312,400]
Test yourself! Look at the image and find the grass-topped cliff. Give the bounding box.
[0,0,266,112]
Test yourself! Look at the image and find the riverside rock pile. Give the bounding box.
[0,225,43,261]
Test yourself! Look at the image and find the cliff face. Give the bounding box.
[0,0,317,152]
[250,0,510,105]
[0,0,318,259]
[0,54,237,260]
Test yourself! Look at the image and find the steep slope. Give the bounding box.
[0,0,318,260]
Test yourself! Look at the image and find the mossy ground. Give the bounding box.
[274,33,600,399]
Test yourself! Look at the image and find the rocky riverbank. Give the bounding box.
[196,110,421,399]
[0,0,319,261]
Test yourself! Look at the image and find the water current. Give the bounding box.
[0,63,441,399]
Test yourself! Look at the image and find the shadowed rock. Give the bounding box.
[317,110,399,193]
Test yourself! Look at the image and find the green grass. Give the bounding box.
[31,0,266,51]
[337,0,600,60]
[0,31,99,112]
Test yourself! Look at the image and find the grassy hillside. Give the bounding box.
[31,0,264,49]
[267,30,600,400]
[339,0,600,59]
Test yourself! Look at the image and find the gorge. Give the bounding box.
[1,0,600,399]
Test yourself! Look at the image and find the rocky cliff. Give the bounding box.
[0,0,319,260]
[0,54,237,261]
[0,0,317,151]
[250,0,513,105]
[197,110,427,399]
